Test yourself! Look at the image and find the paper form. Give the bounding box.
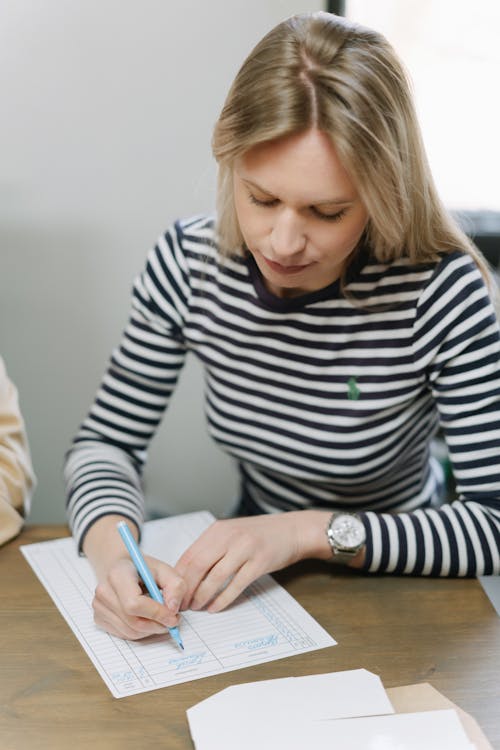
[21,512,336,698]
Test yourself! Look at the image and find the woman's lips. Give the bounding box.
[262,256,312,275]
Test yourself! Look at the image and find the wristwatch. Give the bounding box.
[326,512,366,563]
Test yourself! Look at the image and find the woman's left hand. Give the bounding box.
[174,510,331,613]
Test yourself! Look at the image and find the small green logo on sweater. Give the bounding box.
[347,377,360,400]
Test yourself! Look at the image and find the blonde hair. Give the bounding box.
[212,11,491,284]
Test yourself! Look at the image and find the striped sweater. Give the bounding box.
[65,215,500,576]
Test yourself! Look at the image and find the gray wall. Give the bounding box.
[1,0,321,523]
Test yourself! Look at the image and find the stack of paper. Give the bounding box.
[187,669,477,750]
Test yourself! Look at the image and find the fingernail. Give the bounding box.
[167,598,180,614]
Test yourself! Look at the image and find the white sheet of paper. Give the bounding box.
[257,710,475,750]
[187,669,395,750]
[21,511,336,698]
[188,671,474,750]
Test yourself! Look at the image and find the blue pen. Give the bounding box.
[117,521,184,650]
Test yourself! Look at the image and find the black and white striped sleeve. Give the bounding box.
[64,224,191,551]
[361,254,500,576]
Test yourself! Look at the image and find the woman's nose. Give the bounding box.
[269,209,306,259]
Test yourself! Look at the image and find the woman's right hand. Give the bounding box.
[92,554,185,640]
[83,515,186,641]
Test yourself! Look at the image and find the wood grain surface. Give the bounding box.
[1,525,499,750]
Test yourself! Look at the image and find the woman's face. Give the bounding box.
[233,128,368,298]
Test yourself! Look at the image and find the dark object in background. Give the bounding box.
[454,210,500,270]
[327,1,346,14]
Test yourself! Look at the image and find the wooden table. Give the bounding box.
[1,525,499,749]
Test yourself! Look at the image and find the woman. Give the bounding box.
[65,12,500,640]
[0,356,35,545]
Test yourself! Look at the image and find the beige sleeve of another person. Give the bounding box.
[0,356,35,545]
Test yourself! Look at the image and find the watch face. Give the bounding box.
[331,514,365,549]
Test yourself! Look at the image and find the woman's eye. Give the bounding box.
[312,207,347,222]
[248,193,278,207]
